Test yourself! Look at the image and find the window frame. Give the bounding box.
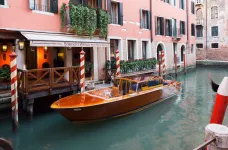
[211,26,218,37]
[142,41,148,59]
[191,24,195,36]
[180,21,185,35]
[0,0,8,7]
[191,1,195,14]
[180,0,184,10]
[196,27,203,37]
[156,16,164,36]
[110,1,119,25]
[211,6,218,19]
[196,43,203,48]
[211,43,219,48]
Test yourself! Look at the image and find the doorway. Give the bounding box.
[26,46,37,70]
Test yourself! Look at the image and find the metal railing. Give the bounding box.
[196,19,204,25]
[172,28,182,38]
[193,138,216,150]
[196,0,203,4]
[34,4,50,12]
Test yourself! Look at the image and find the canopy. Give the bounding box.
[21,32,110,47]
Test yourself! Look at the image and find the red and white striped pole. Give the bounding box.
[161,50,166,79]
[210,77,228,124]
[116,50,120,78]
[184,50,186,75]
[174,50,177,77]
[9,52,18,132]
[80,49,85,93]
[158,51,161,76]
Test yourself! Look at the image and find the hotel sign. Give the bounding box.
[30,41,110,47]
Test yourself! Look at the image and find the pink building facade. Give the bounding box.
[108,0,196,72]
[0,0,196,82]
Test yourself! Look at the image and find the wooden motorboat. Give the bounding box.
[51,75,181,123]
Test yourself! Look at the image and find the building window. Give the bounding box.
[34,0,50,12]
[140,9,151,29]
[128,40,136,60]
[173,0,176,6]
[191,24,195,36]
[196,43,203,48]
[142,41,148,59]
[110,39,119,61]
[165,0,170,4]
[191,44,194,54]
[180,0,184,10]
[211,43,219,48]
[211,26,218,36]
[191,2,195,14]
[196,27,203,37]
[180,21,185,35]
[156,17,164,35]
[110,1,123,25]
[211,6,218,19]
[0,0,5,5]
[165,19,172,36]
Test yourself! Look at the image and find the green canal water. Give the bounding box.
[1,66,228,150]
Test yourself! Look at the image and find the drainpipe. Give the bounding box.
[150,0,153,42]
[185,0,189,75]
[205,0,208,53]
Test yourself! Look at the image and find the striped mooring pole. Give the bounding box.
[210,77,228,124]
[161,50,166,79]
[116,50,120,78]
[158,51,161,76]
[9,52,18,132]
[174,50,177,77]
[80,49,85,93]
[184,50,186,75]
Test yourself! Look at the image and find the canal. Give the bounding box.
[1,66,228,150]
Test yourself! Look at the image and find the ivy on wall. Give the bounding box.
[60,3,66,29]
[60,2,109,37]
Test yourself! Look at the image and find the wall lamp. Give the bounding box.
[18,40,25,50]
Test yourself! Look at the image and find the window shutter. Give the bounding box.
[183,21,185,35]
[161,17,164,35]
[118,3,123,25]
[50,0,58,13]
[155,16,157,35]
[98,0,102,8]
[83,0,88,6]
[107,0,111,15]
[147,11,151,30]
[70,0,82,5]
[29,0,35,10]
[180,21,182,34]
[140,9,143,29]
[170,20,172,36]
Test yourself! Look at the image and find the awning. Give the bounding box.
[21,32,110,47]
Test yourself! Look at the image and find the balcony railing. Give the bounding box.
[196,19,204,26]
[34,4,50,12]
[172,28,182,38]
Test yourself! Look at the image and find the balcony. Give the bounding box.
[196,19,204,26]
[61,3,109,37]
[196,0,203,6]
[172,28,182,42]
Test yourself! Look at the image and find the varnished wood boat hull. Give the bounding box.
[54,86,179,123]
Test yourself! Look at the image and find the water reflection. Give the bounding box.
[1,66,228,150]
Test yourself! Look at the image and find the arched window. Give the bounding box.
[196,8,203,19]
[211,6,218,19]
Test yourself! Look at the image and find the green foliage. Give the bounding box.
[70,4,97,36]
[61,3,109,37]
[85,62,93,73]
[98,9,110,37]
[105,58,157,74]
[60,3,66,30]
[0,68,10,81]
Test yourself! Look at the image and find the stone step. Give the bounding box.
[0,92,11,98]
[0,97,11,104]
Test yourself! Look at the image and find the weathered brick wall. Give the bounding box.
[196,48,206,60]
[206,49,228,61]
[196,48,228,61]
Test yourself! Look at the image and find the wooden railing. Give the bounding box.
[17,67,80,96]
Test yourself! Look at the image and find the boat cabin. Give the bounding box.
[86,75,164,99]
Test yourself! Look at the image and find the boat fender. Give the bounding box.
[0,138,13,150]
